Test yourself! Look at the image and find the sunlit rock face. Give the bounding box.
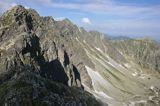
[0,5,160,106]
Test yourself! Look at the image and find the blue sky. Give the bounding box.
[0,0,160,41]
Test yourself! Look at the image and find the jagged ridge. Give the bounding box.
[0,5,102,106]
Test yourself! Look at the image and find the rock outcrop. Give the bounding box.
[0,5,102,106]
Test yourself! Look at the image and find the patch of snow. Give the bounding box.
[85,66,108,87]
[83,40,86,43]
[129,100,147,106]
[150,86,155,90]
[94,90,113,99]
[85,66,116,103]
[132,72,138,77]
[107,61,115,68]
[149,96,155,100]
[139,75,146,79]
[106,54,109,58]
[75,37,78,41]
[95,47,103,53]
[119,51,123,55]
[105,55,129,74]
[137,74,151,79]
[136,100,147,103]
[124,63,131,68]
[85,66,117,91]
[88,50,130,75]
[105,55,120,69]
[139,74,150,79]
[119,64,123,67]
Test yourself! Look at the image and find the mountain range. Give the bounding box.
[0,5,160,106]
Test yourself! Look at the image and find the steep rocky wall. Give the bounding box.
[0,5,103,106]
[0,5,84,88]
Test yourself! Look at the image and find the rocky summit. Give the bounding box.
[0,5,160,106]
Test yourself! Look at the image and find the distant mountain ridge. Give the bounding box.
[107,35,131,40]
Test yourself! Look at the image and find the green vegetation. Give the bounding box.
[0,74,100,106]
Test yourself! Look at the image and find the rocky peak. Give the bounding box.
[0,5,84,88]
[0,5,108,105]
[1,5,41,34]
[1,5,27,26]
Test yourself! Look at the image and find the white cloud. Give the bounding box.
[1,0,160,18]
[82,17,91,24]
[25,6,30,9]
[26,0,160,17]
[54,17,66,21]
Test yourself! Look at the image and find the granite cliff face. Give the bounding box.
[0,5,160,106]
